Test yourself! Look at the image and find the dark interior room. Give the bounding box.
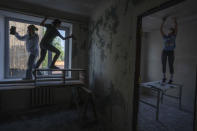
[0,0,196,131]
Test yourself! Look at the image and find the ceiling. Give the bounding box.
[16,0,105,17]
[142,0,197,32]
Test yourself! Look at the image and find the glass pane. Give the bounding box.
[8,20,45,78]
[8,20,67,78]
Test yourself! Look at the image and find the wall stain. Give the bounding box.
[104,5,120,34]
[89,4,120,59]
[106,33,113,52]
[93,16,106,50]
[106,42,112,52]
[124,0,131,15]
[96,32,105,49]
[100,49,106,62]
[114,53,120,63]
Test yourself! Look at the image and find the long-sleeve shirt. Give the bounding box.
[15,32,39,56]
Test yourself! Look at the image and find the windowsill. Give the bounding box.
[0,78,84,91]
[0,79,34,84]
[0,76,73,84]
[1,78,22,81]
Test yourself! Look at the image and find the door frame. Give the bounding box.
[194,66,197,131]
[132,0,189,130]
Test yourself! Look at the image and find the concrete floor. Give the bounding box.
[0,94,193,131]
[138,94,194,131]
[0,106,101,131]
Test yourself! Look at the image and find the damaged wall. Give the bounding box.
[72,23,89,69]
[89,1,133,130]
[88,0,175,130]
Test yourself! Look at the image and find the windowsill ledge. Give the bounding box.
[0,79,85,91]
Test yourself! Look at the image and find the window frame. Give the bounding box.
[4,17,71,79]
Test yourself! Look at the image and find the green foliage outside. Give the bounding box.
[52,38,64,61]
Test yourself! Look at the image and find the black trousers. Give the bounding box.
[161,50,175,74]
[35,44,60,68]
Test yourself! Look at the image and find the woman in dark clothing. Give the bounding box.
[35,18,73,69]
[160,17,178,84]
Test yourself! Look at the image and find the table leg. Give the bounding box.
[161,91,164,104]
[179,86,182,110]
[156,90,161,121]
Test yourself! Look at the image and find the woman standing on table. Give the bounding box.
[160,17,178,84]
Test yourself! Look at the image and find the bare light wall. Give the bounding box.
[141,20,197,112]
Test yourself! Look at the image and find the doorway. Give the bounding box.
[133,0,197,131]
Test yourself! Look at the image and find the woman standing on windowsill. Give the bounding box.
[10,25,39,80]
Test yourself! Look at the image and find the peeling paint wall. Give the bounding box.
[72,23,89,69]
[89,1,133,130]
[88,0,175,130]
